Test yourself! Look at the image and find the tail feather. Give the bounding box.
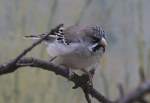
[24,24,65,42]
[24,34,46,40]
[24,35,39,38]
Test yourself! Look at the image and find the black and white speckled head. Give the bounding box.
[84,25,107,53]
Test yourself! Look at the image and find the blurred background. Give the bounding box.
[0,0,150,103]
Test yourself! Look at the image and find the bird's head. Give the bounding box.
[86,25,107,53]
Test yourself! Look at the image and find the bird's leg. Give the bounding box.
[58,64,74,80]
[71,68,95,90]
[81,68,95,87]
[67,68,74,80]
[49,56,57,62]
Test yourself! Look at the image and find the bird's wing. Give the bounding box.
[63,25,93,43]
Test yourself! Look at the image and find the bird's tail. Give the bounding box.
[24,23,64,40]
[24,34,47,40]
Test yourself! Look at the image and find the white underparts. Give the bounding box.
[47,42,80,57]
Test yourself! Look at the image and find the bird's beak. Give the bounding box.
[100,37,107,52]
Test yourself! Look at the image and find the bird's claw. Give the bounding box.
[72,73,93,90]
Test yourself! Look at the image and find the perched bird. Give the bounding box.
[25,24,107,81]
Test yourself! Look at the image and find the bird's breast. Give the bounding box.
[52,53,100,70]
[47,42,102,70]
[46,42,80,57]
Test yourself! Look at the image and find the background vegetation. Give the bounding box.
[0,0,150,103]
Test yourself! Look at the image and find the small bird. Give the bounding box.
[25,24,107,82]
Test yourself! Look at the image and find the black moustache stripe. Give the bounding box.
[92,44,101,52]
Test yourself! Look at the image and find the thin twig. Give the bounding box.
[118,83,125,98]
[83,88,91,103]
[139,66,146,83]
[0,24,63,75]
[118,80,150,103]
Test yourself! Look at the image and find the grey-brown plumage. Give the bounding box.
[25,24,107,72]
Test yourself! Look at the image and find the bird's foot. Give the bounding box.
[82,68,95,87]
[88,68,95,86]
[72,73,93,92]
[72,68,95,90]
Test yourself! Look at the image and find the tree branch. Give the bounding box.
[0,23,150,103]
[0,24,64,75]
[0,57,112,103]
[118,80,150,103]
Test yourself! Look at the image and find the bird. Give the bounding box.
[25,24,107,83]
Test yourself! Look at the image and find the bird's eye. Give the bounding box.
[91,36,100,43]
[59,29,63,32]
[92,44,101,52]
